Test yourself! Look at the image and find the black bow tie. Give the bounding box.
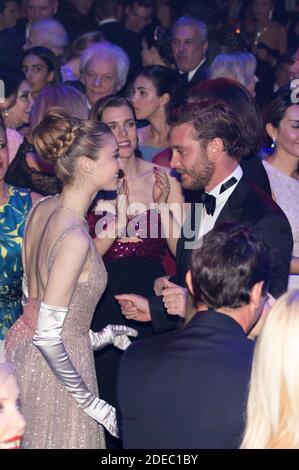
[199,192,216,215]
[199,177,238,216]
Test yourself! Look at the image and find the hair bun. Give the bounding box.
[33,107,81,164]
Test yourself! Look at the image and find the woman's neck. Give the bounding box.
[267,148,299,178]
[147,113,169,147]
[58,185,97,217]
[120,155,140,181]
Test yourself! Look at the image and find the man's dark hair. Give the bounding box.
[0,0,18,15]
[190,222,271,310]
[188,78,263,158]
[128,0,156,12]
[171,100,249,161]
[95,0,120,19]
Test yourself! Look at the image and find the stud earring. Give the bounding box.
[270,137,276,149]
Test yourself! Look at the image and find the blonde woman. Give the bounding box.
[241,290,299,449]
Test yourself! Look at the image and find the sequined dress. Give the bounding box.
[4,223,108,449]
[88,209,166,426]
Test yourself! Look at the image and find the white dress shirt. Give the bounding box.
[197,165,243,242]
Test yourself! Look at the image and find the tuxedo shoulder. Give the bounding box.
[121,329,180,363]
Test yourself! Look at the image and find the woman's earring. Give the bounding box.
[271,137,276,149]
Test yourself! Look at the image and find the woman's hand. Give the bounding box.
[152,167,170,204]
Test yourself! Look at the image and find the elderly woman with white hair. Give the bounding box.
[208,52,259,98]
[80,41,130,108]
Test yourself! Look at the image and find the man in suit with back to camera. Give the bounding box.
[115,100,293,333]
[117,222,271,449]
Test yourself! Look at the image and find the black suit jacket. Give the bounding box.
[150,176,293,333]
[188,59,209,87]
[0,19,26,68]
[99,21,142,80]
[117,309,254,449]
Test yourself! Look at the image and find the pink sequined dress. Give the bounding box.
[4,226,107,449]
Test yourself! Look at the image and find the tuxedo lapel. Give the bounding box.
[215,178,248,227]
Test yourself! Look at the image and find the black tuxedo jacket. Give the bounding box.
[187,59,210,87]
[149,176,293,333]
[117,309,254,449]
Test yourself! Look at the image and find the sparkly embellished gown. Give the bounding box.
[89,209,166,415]
[4,223,107,449]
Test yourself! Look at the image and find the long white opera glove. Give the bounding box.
[89,324,138,351]
[33,302,119,438]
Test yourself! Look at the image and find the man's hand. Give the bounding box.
[154,275,170,296]
[162,279,188,318]
[115,294,151,322]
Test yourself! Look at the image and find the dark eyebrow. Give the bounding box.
[136,86,149,91]
[30,63,46,68]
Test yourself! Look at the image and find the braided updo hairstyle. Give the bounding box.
[33,107,113,185]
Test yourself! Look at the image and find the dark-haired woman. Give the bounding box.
[22,46,62,101]
[89,95,183,448]
[263,89,299,288]
[131,65,185,162]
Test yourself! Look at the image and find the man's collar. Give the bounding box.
[187,58,207,82]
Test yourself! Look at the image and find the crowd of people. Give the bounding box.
[0,0,299,450]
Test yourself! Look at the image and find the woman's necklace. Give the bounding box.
[55,196,87,224]
[254,22,271,46]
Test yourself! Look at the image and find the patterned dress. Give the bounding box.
[0,185,32,340]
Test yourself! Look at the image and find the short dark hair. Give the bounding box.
[188,78,263,158]
[171,100,248,161]
[190,222,271,310]
[0,0,18,15]
[131,0,156,12]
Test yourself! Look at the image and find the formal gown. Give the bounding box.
[263,160,299,289]
[88,209,167,411]
[4,220,107,449]
[0,185,32,340]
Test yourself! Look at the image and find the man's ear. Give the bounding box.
[206,137,224,160]
[250,281,264,309]
[185,269,194,295]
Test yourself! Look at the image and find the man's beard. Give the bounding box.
[183,153,215,190]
